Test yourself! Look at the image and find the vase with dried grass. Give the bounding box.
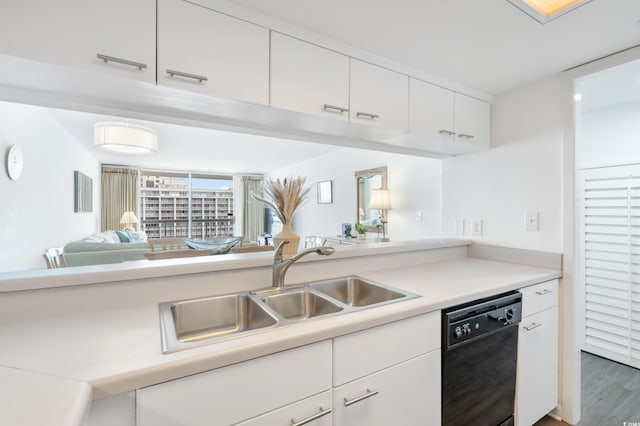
[253,176,311,256]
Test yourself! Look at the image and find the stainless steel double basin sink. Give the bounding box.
[159,276,419,353]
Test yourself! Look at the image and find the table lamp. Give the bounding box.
[120,211,140,232]
[368,189,392,242]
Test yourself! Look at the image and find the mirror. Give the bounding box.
[355,166,388,232]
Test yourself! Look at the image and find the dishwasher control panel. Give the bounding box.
[443,291,522,349]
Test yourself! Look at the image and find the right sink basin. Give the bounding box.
[310,276,407,307]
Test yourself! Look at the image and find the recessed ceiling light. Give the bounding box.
[507,0,595,24]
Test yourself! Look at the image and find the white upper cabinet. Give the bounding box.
[0,0,155,83]
[409,78,490,154]
[270,32,350,121]
[157,0,269,105]
[349,59,409,132]
[455,91,491,147]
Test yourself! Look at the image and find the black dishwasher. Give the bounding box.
[442,291,522,426]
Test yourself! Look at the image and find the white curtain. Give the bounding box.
[101,166,139,231]
[242,176,264,243]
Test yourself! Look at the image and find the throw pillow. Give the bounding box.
[115,230,131,243]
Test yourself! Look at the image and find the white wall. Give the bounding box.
[577,101,640,168]
[0,102,100,272]
[442,75,564,252]
[268,148,442,241]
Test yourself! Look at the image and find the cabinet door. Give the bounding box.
[333,351,440,426]
[408,78,455,149]
[157,0,269,105]
[350,59,408,132]
[236,390,332,426]
[516,307,559,426]
[137,341,331,426]
[454,93,490,149]
[270,32,350,121]
[0,0,155,82]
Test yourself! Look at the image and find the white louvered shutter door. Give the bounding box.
[579,165,640,369]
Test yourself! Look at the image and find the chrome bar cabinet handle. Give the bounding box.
[343,388,379,407]
[290,407,332,426]
[439,129,456,136]
[96,54,147,70]
[356,111,379,120]
[457,133,474,139]
[536,288,553,295]
[322,104,349,114]
[524,322,542,331]
[166,69,208,83]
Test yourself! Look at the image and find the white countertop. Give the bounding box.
[0,256,561,425]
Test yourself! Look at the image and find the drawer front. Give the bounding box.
[333,351,440,426]
[137,341,331,426]
[236,390,332,426]
[333,312,440,386]
[516,306,559,426]
[519,279,558,317]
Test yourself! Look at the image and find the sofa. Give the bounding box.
[63,230,150,267]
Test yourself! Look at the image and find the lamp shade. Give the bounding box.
[94,122,158,155]
[120,211,140,225]
[368,189,392,210]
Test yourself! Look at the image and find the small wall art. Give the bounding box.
[317,180,333,204]
[74,171,93,213]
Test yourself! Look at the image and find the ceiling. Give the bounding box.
[229,0,640,95]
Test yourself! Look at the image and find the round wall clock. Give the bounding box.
[7,144,24,181]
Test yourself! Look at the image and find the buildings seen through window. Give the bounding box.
[139,172,234,239]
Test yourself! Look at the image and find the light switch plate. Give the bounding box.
[525,211,539,231]
[472,219,483,236]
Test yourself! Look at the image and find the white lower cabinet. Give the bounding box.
[135,313,441,426]
[333,351,440,426]
[136,340,331,426]
[516,280,559,426]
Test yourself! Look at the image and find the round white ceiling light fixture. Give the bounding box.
[94,122,158,155]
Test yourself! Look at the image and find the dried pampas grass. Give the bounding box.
[253,177,311,225]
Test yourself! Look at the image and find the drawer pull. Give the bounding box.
[322,104,349,114]
[97,54,147,71]
[290,407,332,426]
[524,322,542,331]
[535,288,553,296]
[166,69,208,83]
[439,129,456,136]
[344,388,379,407]
[457,133,474,140]
[356,111,380,120]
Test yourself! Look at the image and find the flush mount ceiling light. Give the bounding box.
[507,0,594,23]
[94,122,158,155]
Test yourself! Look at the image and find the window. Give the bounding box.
[139,171,234,239]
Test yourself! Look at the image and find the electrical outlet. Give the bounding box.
[455,219,465,235]
[472,219,483,236]
[525,212,539,231]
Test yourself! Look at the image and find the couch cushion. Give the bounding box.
[64,241,150,253]
[115,231,131,243]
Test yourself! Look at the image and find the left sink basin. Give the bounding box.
[159,294,278,353]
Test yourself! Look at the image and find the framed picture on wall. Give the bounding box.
[74,171,93,212]
[317,180,333,204]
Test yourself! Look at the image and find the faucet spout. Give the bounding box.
[272,240,335,290]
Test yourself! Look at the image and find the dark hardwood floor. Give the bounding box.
[534,351,640,426]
